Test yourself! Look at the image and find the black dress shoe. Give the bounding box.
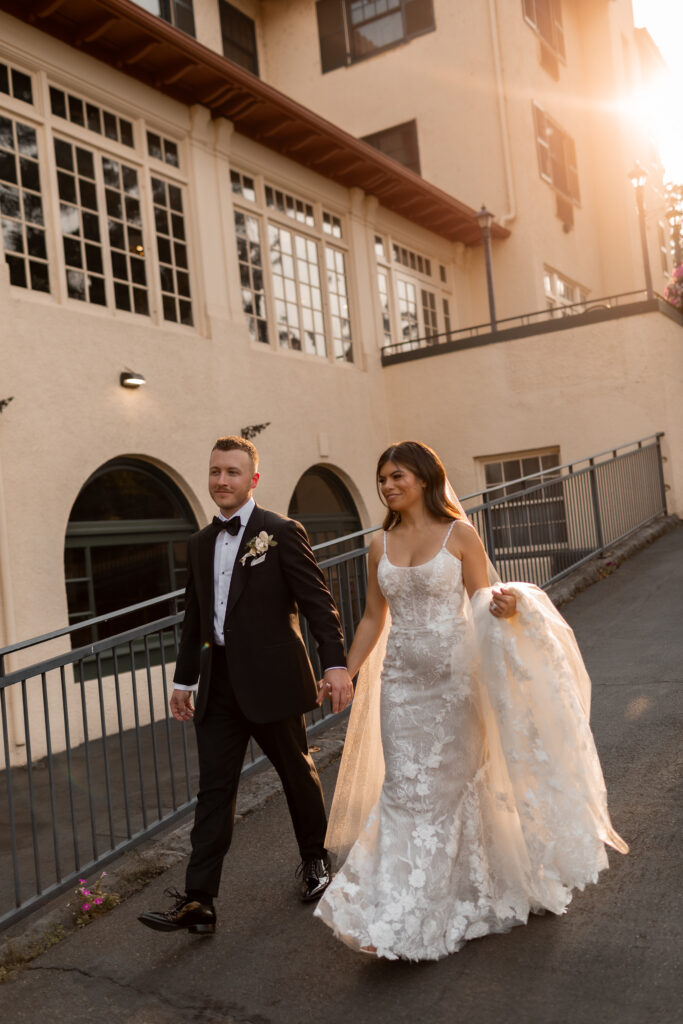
[297,856,332,902]
[138,888,216,934]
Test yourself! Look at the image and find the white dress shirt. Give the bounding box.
[173,497,255,692]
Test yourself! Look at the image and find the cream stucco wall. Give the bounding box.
[259,0,668,320]
[383,310,683,513]
[0,5,680,764]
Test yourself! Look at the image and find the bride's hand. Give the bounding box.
[489,587,517,619]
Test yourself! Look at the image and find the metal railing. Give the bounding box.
[0,435,667,929]
[0,532,374,930]
[460,434,667,587]
[381,289,666,361]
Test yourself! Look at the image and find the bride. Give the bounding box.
[314,440,627,961]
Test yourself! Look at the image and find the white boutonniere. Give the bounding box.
[240,530,277,566]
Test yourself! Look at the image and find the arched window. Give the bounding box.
[288,466,361,548]
[289,466,364,653]
[64,459,198,645]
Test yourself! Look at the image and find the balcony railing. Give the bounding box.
[381,289,682,364]
[0,434,667,929]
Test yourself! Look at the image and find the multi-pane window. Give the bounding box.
[421,288,437,341]
[269,225,326,357]
[50,87,134,148]
[234,209,268,344]
[230,169,256,202]
[0,62,33,105]
[362,120,420,175]
[397,278,418,344]
[220,1,259,76]
[326,247,352,361]
[265,184,314,227]
[55,138,151,311]
[147,131,179,168]
[393,241,431,276]
[533,104,579,203]
[377,270,392,346]
[151,176,193,325]
[231,172,353,360]
[0,116,49,291]
[133,0,196,37]
[482,450,568,550]
[523,0,565,60]
[316,0,435,72]
[543,267,587,314]
[54,138,106,305]
[323,211,342,238]
[442,297,452,339]
[374,232,452,349]
[103,158,148,314]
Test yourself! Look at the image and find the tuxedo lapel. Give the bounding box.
[198,524,217,622]
[225,504,264,621]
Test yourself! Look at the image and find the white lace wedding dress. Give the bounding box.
[314,525,627,961]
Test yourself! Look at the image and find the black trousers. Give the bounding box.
[185,653,328,897]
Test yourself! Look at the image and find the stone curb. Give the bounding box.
[2,513,679,968]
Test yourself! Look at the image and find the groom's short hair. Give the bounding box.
[212,435,259,472]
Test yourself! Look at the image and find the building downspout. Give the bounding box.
[0,433,24,749]
[488,0,516,226]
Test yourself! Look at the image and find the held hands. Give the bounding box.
[316,667,354,714]
[489,586,517,619]
[170,688,195,722]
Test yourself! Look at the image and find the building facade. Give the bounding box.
[0,0,681,688]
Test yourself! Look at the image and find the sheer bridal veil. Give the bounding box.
[325,480,627,868]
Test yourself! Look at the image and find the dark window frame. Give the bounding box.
[533,103,580,205]
[316,0,435,73]
[361,119,421,175]
[219,0,259,76]
[523,0,565,62]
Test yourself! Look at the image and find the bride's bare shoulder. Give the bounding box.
[447,518,483,556]
[367,530,384,560]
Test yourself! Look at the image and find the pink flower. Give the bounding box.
[79,879,86,884]
[81,889,91,897]
[93,897,103,905]
[81,902,91,912]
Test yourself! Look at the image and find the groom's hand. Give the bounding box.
[317,668,354,714]
[170,688,195,722]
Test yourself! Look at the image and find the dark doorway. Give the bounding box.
[64,458,198,646]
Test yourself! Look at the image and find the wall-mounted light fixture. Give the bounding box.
[120,370,146,389]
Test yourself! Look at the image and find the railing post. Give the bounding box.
[589,457,605,551]
[655,434,668,514]
[482,492,498,572]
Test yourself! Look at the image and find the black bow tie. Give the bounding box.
[213,515,241,536]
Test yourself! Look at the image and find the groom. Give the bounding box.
[139,436,353,935]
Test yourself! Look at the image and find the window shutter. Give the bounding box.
[404,0,436,38]
[316,0,347,73]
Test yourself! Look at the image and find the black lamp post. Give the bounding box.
[628,163,654,300]
[476,204,497,331]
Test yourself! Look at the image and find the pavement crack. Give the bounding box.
[28,964,267,1022]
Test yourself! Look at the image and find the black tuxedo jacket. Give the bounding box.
[173,504,346,724]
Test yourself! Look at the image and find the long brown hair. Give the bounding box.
[377,440,464,530]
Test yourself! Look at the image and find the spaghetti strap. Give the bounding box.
[442,521,457,548]
[383,531,388,554]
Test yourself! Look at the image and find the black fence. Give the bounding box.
[0,435,667,930]
[461,434,667,586]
